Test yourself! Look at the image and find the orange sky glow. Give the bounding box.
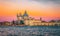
[0,0,60,22]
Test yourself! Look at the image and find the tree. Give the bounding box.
[12,20,15,24]
[57,20,60,22]
[20,20,24,24]
[49,20,56,22]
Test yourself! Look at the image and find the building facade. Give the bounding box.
[16,11,60,26]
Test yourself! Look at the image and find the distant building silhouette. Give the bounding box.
[14,10,60,26]
[1,10,60,26]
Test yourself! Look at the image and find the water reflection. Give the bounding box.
[0,26,60,36]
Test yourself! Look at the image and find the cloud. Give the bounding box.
[0,0,28,2]
[30,0,60,5]
[0,0,60,5]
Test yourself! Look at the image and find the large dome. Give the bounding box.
[23,11,29,17]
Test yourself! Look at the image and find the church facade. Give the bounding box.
[16,11,42,26]
[0,11,60,26]
[16,11,60,26]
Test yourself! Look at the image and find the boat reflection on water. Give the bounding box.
[0,26,60,36]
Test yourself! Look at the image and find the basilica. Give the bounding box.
[13,10,60,26]
[0,11,60,26]
[16,11,42,26]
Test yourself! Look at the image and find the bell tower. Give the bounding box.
[17,13,23,21]
[17,13,24,24]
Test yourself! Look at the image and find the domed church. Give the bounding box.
[17,11,29,25]
[2,10,60,26]
[12,10,60,26]
[16,10,42,26]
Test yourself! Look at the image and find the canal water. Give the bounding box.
[0,26,60,36]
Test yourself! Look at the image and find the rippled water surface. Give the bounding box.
[0,26,60,36]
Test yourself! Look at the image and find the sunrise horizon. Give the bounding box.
[0,0,60,22]
[0,10,60,22]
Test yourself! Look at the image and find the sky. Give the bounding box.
[0,0,60,22]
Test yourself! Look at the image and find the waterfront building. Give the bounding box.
[3,21,11,26]
[15,10,60,26]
